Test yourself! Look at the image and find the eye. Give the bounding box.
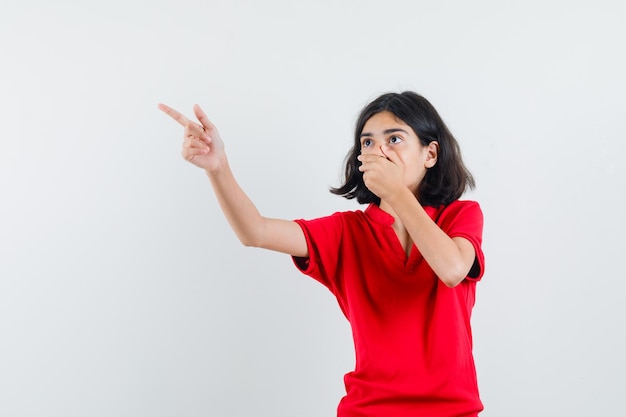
[361,138,373,148]
[388,135,403,144]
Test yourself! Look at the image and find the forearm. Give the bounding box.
[387,189,474,287]
[205,158,267,246]
[205,159,307,256]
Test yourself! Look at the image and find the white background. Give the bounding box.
[1,0,625,416]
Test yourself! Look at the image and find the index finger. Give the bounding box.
[358,154,388,162]
[158,103,190,126]
[380,146,400,164]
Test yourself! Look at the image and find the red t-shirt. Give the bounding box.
[292,200,485,417]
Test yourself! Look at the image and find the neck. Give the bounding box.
[379,199,403,229]
[379,199,396,218]
[379,199,413,256]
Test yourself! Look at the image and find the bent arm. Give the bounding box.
[387,189,477,288]
[207,160,308,257]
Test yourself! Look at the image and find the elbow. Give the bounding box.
[239,234,260,248]
[240,239,254,248]
[438,265,468,288]
[238,226,267,248]
[236,222,266,248]
[439,276,463,288]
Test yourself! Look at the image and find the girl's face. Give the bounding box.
[360,111,438,194]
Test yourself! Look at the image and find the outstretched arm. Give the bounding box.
[158,103,308,257]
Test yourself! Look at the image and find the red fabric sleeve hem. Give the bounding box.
[291,219,318,275]
[450,232,485,281]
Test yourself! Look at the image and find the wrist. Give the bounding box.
[384,186,414,207]
[204,156,229,177]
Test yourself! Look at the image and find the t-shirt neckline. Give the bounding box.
[364,203,439,225]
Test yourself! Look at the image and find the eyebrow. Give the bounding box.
[360,128,409,138]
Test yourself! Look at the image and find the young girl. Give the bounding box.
[158,91,485,417]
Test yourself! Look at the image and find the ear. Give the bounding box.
[425,141,439,168]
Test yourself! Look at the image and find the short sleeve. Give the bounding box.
[292,212,345,292]
[437,201,485,281]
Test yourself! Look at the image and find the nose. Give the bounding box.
[362,144,385,157]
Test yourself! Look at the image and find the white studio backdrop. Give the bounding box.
[1,0,624,416]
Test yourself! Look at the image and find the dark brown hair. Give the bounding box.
[330,91,475,207]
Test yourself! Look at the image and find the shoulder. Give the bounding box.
[297,208,366,223]
[436,200,483,231]
[446,199,481,211]
[294,208,368,233]
[292,208,371,260]
[440,200,482,218]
